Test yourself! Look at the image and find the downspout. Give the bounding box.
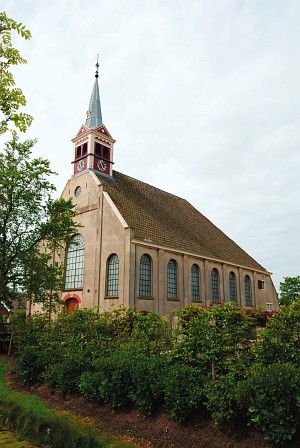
[133,242,137,312]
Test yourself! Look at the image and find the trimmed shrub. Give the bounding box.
[15,345,45,385]
[163,363,204,422]
[128,354,165,415]
[204,375,244,428]
[93,350,133,408]
[242,363,300,445]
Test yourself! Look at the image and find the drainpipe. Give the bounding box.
[133,243,137,312]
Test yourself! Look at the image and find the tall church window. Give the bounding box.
[211,268,219,302]
[106,254,119,296]
[167,259,177,299]
[64,234,85,289]
[245,275,252,306]
[191,264,200,301]
[229,271,237,302]
[139,254,152,297]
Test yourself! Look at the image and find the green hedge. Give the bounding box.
[11,303,300,445]
[0,360,132,448]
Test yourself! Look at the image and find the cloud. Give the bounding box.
[3,0,300,290]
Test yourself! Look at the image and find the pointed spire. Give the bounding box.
[85,55,103,129]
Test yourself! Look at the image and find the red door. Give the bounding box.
[65,298,79,314]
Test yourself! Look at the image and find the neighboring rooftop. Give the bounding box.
[98,171,267,272]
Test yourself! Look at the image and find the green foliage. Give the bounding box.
[93,350,132,408]
[255,300,300,367]
[128,353,165,415]
[0,360,133,447]
[14,305,300,445]
[163,363,204,422]
[0,11,33,133]
[173,304,255,379]
[279,276,300,305]
[0,133,78,309]
[204,375,244,428]
[242,363,300,445]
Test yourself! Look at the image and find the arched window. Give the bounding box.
[229,271,237,302]
[82,142,87,155]
[76,146,81,158]
[211,268,219,302]
[64,234,85,289]
[167,259,177,299]
[245,275,252,306]
[139,254,152,297]
[106,254,119,296]
[191,264,200,301]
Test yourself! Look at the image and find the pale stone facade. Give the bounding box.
[30,70,278,314]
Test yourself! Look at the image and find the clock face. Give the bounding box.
[97,159,107,172]
[77,160,85,172]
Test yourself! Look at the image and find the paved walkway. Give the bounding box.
[0,427,40,447]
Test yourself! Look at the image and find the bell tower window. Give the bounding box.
[82,143,87,155]
[103,146,109,159]
[76,146,81,159]
[95,142,101,155]
[94,142,110,160]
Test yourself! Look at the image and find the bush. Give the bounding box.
[15,345,45,385]
[93,350,133,408]
[79,370,104,403]
[163,363,204,422]
[204,375,244,428]
[128,354,165,415]
[242,363,300,445]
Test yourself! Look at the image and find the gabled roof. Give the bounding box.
[98,171,266,272]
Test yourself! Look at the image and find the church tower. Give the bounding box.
[71,58,115,177]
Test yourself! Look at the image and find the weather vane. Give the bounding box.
[95,53,99,78]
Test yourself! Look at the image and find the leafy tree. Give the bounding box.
[0,132,78,309]
[0,11,33,134]
[279,276,300,305]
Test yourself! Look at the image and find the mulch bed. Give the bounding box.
[2,356,271,448]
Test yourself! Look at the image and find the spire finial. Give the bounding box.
[95,53,99,78]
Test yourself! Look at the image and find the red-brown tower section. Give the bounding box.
[71,59,116,177]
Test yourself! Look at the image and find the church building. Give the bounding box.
[38,63,278,314]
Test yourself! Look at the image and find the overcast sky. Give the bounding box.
[3,0,300,292]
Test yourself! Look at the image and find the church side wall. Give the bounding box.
[133,243,278,313]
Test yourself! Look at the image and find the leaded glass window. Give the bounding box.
[191,264,200,301]
[167,259,177,299]
[64,234,85,289]
[245,275,252,306]
[229,271,237,302]
[211,268,219,302]
[106,254,119,296]
[139,254,152,297]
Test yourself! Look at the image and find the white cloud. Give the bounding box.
[2,0,300,290]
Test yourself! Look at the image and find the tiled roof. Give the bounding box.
[98,171,266,272]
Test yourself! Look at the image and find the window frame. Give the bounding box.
[139,254,152,298]
[167,259,178,300]
[211,268,219,302]
[64,234,85,290]
[245,274,252,306]
[106,254,119,297]
[229,271,237,302]
[191,263,200,302]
